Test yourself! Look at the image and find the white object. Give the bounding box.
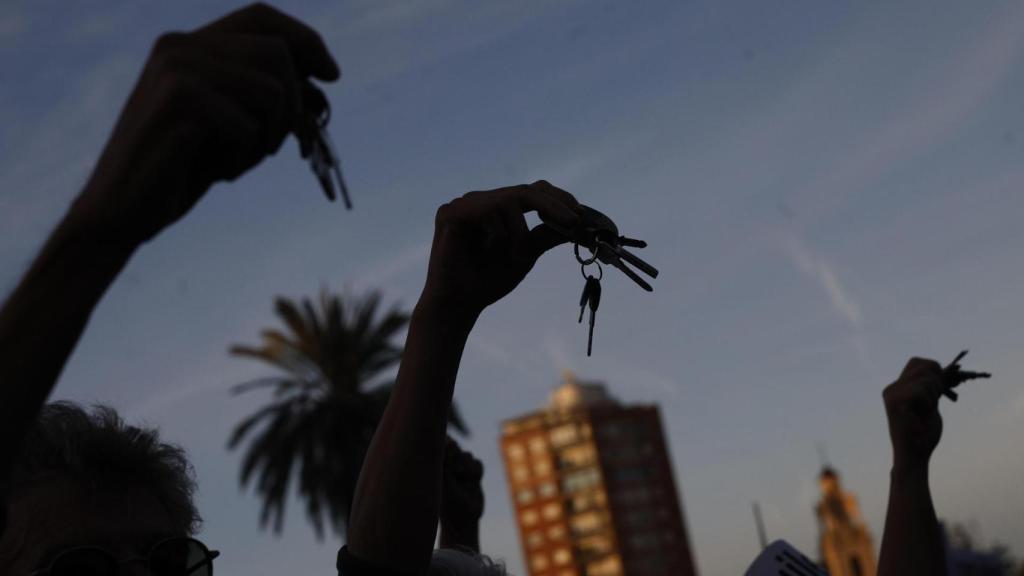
[745,540,827,576]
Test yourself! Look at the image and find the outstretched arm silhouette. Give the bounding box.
[346,182,579,573]
[0,2,338,518]
[877,357,949,576]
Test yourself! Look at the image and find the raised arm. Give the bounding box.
[346,182,579,573]
[0,2,338,510]
[878,357,949,576]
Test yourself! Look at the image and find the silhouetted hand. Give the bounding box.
[883,357,945,469]
[422,181,580,318]
[70,3,340,246]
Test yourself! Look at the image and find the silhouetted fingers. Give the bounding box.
[527,223,570,260]
[530,180,579,211]
[497,182,580,230]
[195,2,340,81]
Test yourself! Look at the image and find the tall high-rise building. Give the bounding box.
[499,372,697,576]
[815,466,876,576]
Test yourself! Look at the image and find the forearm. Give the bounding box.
[347,297,477,573]
[878,464,947,576]
[0,209,135,482]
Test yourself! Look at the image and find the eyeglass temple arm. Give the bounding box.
[186,550,220,575]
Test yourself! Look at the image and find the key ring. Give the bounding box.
[580,260,603,281]
[574,242,598,266]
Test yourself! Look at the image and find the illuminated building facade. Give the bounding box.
[815,466,877,576]
[500,373,697,576]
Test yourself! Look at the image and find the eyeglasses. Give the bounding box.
[30,537,219,576]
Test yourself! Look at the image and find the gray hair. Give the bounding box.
[7,402,200,534]
[430,549,509,576]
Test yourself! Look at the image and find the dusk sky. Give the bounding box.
[3,1,1024,574]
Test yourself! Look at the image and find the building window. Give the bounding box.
[537,481,558,499]
[586,554,622,576]
[615,487,652,506]
[570,511,602,535]
[542,502,563,520]
[610,467,648,483]
[528,436,547,455]
[517,488,535,504]
[547,524,567,540]
[521,509,539,527]
[526,531,544,549]
[534,459,553,477]
[571,490,603,513]
[628,532,660,551]
[579,534,614,557]
[553,547,572,566]
[621,508,657,529]
[512,464,530,483]
[506,443,525,461]
[531,554,549,571]
[559,444,595,469]
[563,467,600,492]
[549,424,578,448]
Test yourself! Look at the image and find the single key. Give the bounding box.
[617,236,648,249]
[314,124,352,209]
[578,276,593,323]
[302,84,352,209]
[586,276,602,356]
[597,245,654,292]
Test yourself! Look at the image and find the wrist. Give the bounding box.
[891,459,930,484]
[413,292,480,336]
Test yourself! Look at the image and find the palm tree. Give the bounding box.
[228,289,468,537]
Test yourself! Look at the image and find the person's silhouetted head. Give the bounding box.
[0,402,200,575]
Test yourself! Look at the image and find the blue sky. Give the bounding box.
[4,1,1024,574]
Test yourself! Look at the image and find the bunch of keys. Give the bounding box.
[300,84,352,209]
[942,350,991,401]
[549,205,659,356]
[578,262,602,356]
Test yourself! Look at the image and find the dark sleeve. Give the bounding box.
[336,547,419,576]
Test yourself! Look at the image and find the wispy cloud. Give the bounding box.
[784,234,862,329]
